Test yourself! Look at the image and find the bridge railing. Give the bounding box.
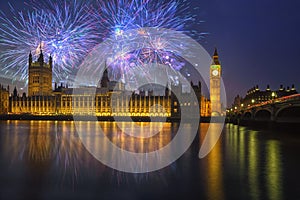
[235,94,300,112]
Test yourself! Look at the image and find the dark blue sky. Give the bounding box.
[195,0,300,103]
[0,0,299,104]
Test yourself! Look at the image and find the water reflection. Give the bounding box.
[200,123,224,200]
[28,121,52,162]
[198,124,285,200]
[75,121,174,153]
[0,121,294,199]
[224,125,283,200]
[266,140,282,200]
[0,121,99,188]
[248,130,261,200]
[76,121,181,173]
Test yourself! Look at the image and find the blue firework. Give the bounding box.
[0,0,98,81]
[91,0,204,85]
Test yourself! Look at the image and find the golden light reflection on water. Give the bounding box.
[248,130,261,200]
[200,123,224,200]
[0,121,287,198]
[74,121,179,173]
[1,120,96,184]
[76,121,174,153]
[238,127,245,174]
[28,121,51,162]
[199,124,284,200]
[266,140,283,200]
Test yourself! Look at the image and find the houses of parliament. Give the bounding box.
[0,49,223,118]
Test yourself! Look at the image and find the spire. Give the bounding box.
[49,54,53,68]
[39,42,43,57]
[101,66,109,88]
[38,43,44,64]
[39,42,42,54]
[256,85,260,91]
[291,84,296,90]
[13,86,18,97]
[29,51,32,66]
[280,85,284,91]
[213,47,218,57]
[165,83,170,96]
[212,47,220,65]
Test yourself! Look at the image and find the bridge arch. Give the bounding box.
[254,109,272,121]
[275,105,300,122]
[242,111,252,119]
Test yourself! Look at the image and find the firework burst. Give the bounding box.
[0,0,98,81]
[0,0,205,85]
[93,0,199,38]
[90,0,203,86]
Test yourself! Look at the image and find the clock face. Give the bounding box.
[212,69,219,76]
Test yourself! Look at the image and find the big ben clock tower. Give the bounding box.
[210,48,222,116]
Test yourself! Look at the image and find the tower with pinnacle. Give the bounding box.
[210,48,222,116]
[28,47,53,96]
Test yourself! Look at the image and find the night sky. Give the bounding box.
[0,0,299,104]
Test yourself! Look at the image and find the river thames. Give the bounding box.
[0,121,299,200]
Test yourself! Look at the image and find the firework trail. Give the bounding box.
[0,0,205,85]
[90,0,203,87]
[93,0,198,37]
[0,0,98,81]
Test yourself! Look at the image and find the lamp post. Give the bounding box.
[271,92,276,104]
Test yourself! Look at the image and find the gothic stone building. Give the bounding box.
[5,50,212,118]
[0,85,9,114]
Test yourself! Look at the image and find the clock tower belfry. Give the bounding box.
[210,48,222,116]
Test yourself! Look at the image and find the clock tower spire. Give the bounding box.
[210,48,222,116]
[212,48,220,65]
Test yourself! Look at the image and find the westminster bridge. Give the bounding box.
[227,94,300,125]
